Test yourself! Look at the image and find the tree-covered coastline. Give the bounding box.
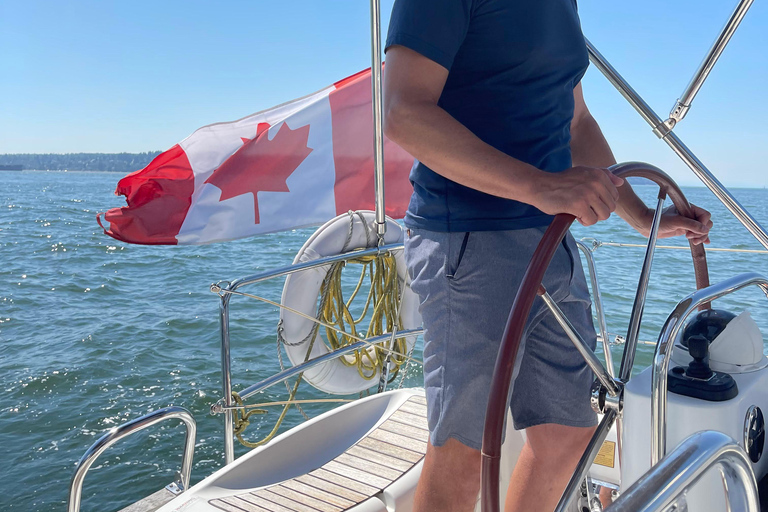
[0,152,162,173]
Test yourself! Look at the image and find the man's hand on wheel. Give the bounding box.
[531,167,624,226]
[645,204,712,245]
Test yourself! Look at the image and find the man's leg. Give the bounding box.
[505,423,596,512]
[405,229,594,512]
[414,438,481,512]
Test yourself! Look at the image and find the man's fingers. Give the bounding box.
[692,204,712,226]
[591,197,612,222]
[673,216,709,235]
[603,168,624,188]
[686,231,710,243]
[597,169,620,202]
[577,205,598,226]
[688,234,710,245]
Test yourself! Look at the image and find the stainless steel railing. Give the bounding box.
[210,328,423,413]
[211,243,406,464]
[575,240,613,377]
[608,430,759,512]
[666,0,755,128]
[651,273,768,464]
[369,0,387,243]
[68,406,196,512]
[586,36,768,252]
[619,197,665,381]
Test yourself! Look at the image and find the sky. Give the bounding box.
[0,0,766,187]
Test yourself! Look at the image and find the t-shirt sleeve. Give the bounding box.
[385,0,472,71]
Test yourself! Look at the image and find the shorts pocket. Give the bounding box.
[562,234,592,304]
[446,232,471,280]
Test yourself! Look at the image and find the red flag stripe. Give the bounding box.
[100,145,194,245]
[329,69,414,218]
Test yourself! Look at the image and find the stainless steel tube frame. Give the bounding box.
[369,0,386,240]
[668,0,755,126]
[212,328,424,409]
[219,291,235,464]
[651,272,768,464]
[619,196,665,381]
[575,240,612,377]
[67,406,196,512]
[214,244,404,464]
[554,409,618,512]
[218,244,402,292]
[608,430,759,512]
[540,290,619,397]
[586,39,768,251]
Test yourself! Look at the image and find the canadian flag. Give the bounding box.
[98,68,415,245]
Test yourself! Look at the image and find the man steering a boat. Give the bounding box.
[382,0,713,510]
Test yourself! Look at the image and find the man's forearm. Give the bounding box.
[385,100,545,204]
[570,114,651,233]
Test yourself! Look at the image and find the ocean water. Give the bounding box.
[2,170,768,512]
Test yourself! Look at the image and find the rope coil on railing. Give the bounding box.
[319,252,408,380]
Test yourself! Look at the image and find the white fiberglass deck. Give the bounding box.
[209,395,427,512]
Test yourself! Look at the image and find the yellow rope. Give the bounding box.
[232,372,304,448]
[231,390,268,447]
[319,252,408,380]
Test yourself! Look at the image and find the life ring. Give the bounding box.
[279,211,421,395]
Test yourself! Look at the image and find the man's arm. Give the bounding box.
[570,83,712,244]
[384,45,624,226]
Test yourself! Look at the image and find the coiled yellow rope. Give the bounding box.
[320,252,407,380]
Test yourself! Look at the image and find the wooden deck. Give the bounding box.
[210,395,428,512]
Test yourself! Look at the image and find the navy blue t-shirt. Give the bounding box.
[385,0,589,231]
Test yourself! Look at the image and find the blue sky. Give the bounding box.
[0,0,765,186]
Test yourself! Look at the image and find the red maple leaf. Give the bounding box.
[204,122,313,224]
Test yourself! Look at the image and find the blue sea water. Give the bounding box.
[2,170,768,511]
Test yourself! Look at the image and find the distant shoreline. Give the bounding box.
[7,169,128,173]
[0,152,161,173]
[2,156,764,189]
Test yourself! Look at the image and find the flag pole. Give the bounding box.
[369,0,387,246]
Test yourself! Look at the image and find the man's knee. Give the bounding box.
[525,423,596,467]
[421,438,482,497]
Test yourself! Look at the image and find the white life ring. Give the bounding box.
[279,211,421,395]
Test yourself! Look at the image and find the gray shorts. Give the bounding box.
[404,226,598,450]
